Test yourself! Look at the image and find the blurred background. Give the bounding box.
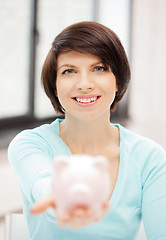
[0,0,166,238]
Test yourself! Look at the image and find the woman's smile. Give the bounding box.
[72,95,101,107]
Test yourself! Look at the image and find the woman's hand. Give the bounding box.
[30,194,56,214]
[30,195,109,229]
[59,202,109,229]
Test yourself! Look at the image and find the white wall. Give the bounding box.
[97,0,131,58]
[129,0,166,149]
[98,0,166,149]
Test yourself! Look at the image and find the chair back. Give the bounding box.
[5,213,29,240]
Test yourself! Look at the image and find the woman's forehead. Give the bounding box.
[57,51,102,67]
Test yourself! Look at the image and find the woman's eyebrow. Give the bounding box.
[58,64,76,70]
[58,61,103,70]
[90,61,103,67]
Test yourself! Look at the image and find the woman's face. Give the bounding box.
[56,51,118,122]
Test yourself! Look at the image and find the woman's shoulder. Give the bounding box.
[8,119,61,155]
[8,118,71,166]
[11,119,60,141]
[118,124,166,184]
[118,124,165,155]
[118,124,166,172]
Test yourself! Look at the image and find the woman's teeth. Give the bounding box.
[76,97,97,103]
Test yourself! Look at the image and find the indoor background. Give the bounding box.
[0,0,166,239]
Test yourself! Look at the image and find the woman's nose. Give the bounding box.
[76,73,94,91]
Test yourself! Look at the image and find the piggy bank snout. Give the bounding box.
[69,183,91,198]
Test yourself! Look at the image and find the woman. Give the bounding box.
[8,21,166,240]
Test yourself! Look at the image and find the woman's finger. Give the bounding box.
[71,207,92,218]
[30,194,56,214]
[94,202,110,222]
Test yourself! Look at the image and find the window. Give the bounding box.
[0,0,30,119]
[0,0,96,131]
[0,0,131,146]
[35,0,95,118]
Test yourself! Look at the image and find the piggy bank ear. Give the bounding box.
[93,156,108,172]
[54,156,69,173]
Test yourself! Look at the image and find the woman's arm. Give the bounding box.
[8,130,109,229]
[8,130,55,220]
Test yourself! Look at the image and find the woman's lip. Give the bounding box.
[72,94,100,99]
[72,96,101,107]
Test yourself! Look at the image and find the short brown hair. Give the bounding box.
[41,21,131,114]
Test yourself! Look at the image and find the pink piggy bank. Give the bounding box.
[52,154,111,220]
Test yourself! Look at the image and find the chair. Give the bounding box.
[5,213,29,240]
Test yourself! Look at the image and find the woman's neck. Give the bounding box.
[59,114,119,155]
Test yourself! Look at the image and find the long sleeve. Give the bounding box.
[8,120,72,227]
[8,130,55,204]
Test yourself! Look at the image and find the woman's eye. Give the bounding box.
[62,69,74,75]
[94,66,106,72]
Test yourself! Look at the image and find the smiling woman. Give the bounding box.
[8,21,166,240]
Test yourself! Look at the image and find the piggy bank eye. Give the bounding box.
[93,157,108,171]
[55,157,69,173]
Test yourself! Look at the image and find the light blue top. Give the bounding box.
[8,119,166,240]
